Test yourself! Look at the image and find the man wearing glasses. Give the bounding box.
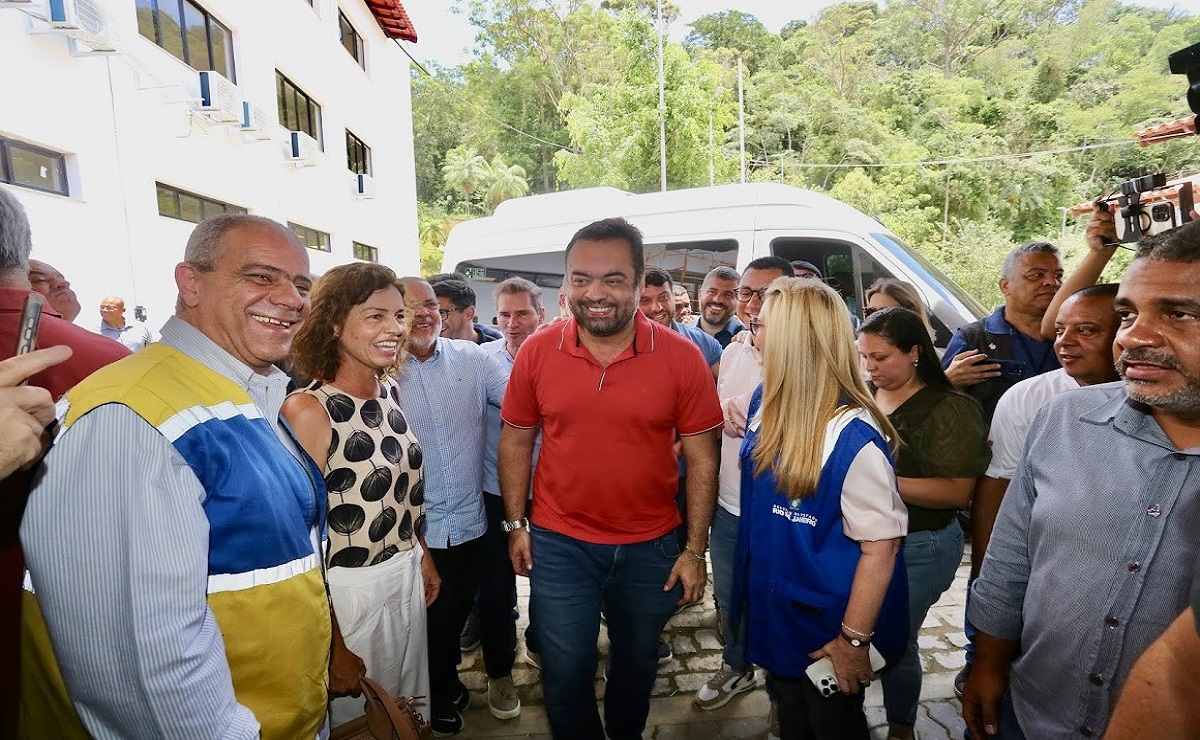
[432,278,503,345]
[693,257,795,724]
[397,277,508,735]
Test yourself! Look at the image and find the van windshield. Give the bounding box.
[870,233,986,319]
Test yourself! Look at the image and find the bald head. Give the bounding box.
[100,295,127,328]
[28,259,81,321]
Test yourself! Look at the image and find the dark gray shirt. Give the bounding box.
[969,381,1200,739]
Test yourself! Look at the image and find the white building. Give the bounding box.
[0,0,421,329]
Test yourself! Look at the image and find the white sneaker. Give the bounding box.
[487,676,521,720]
[693,663,757,710]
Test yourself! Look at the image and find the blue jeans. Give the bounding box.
[881,520,964,729]
[530,523,682,740]
[709,505,750,671]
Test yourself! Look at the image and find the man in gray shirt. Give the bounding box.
[963,222,1200,739]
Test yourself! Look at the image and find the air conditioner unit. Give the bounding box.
[354,173,376,198]
[239,101,272,141]
[46,0,115,51]
[191,70,241,123]
[287,131,321,166]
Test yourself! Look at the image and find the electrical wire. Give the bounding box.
[393,39,580,153]
[749,138,1144,170]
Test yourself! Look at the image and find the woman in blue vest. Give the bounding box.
[857,307,989,740]
[732,277,909,739]
[283,263,441,728]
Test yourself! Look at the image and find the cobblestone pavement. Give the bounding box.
[455,546,973,739]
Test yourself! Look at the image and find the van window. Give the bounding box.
[770,237,867,318]
[456,258,566,289]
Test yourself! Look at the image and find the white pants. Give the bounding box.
[328,545,430,728]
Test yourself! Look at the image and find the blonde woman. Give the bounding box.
[730,278,909,739]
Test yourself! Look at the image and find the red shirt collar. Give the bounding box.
[556,309,659,363]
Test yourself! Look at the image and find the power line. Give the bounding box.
[393,40,579,154]
[750,139,1142,170]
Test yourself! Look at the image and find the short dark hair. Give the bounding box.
[1135,220,1200,263]
[427,271,469,285]
[1072,283,1120,301]
[565,217,644,280]
[433,279,476,309]
[643,265,673,289]
[858,306,949,389]
[744,256,795,277]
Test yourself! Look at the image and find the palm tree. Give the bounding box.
[483,155,531,211]
[441,146,488,215]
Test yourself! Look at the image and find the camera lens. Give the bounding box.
[1151,203,1173,222]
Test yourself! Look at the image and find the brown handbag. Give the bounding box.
[329,677,433,740]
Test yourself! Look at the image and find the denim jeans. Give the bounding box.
[478,493,517,679]
[709,505,750,671]
[881,520,964,729]
[530,523,682,740]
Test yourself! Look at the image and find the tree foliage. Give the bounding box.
[412,0,1200,301]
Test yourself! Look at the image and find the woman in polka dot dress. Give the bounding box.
[283,263,440,728]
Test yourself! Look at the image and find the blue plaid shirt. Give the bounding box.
[397,338,508,548]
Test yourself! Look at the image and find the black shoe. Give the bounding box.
[657,638,673,664]
[451,685,471,713]
[430,709,463,737]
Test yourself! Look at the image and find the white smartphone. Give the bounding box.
[805,644,886,698]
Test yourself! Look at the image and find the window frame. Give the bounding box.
[289,221,331,253]
[338,10,365,69]
[136,0,236,83]
[155,182,246,223]
[0,138,69,196]
[352,242,379,262]
[276,71,323,148]
[345,129,372,175]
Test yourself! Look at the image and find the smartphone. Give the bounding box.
[16,292,44,357]
[805,644,886,698]
[990,358,1027,381]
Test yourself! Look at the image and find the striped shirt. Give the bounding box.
[20,316,326,740]
[396,337,507,548]
[969,382,1200,738]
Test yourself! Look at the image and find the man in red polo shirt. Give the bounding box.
[499,217,722,739]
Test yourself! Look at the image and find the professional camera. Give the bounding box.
[1066,42,1200,242]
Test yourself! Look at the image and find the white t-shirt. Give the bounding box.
[716,341,763,516]
[985,368,1081,479]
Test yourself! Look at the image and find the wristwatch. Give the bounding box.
[500,517,530,534]
[839,631,870,649]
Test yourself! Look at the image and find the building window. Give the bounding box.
[346,130,371,175]
[1,138,68,196]
[156,183,246,223]
[352,242,378,262]
[276,72,322,147]
[290,222,331,252]
[136,0,235,82]
[339,11,365,68]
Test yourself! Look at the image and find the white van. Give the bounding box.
[440,183,985,347]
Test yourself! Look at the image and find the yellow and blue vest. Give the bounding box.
[21,343,331,739]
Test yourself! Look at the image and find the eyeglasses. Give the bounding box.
[437,307,465,319]
[749,320,766,336]
[735,288,768,303]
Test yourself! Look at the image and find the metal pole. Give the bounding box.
[738,56,746,184]
[657,0,667,192]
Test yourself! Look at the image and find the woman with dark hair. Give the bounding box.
[282,263,440,728]
[856,307,990,740]
[733,278,909,739]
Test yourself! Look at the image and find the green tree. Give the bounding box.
[441,146,489,215]
[482,155,531,210]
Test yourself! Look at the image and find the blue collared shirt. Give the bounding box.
[674,321,722,367]
[481,338,541,496]
[397,338,508,548]
[970,383,1200,738]
[708,317,746,348]
[99,320,155,352]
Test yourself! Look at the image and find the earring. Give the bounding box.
[913,359,919,366]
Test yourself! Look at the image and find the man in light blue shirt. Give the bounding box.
[397,277,507,736]
[98,295,155,352]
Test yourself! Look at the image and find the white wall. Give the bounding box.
[0,0,420,331]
